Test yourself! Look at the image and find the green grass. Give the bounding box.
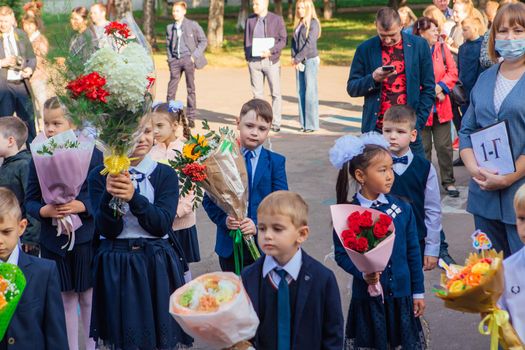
[43,10,379,68]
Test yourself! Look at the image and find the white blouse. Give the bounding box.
[494,72,519,115]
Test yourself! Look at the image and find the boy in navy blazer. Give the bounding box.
[242,191,344,350]
[0,187,68,349]
[203,98,288,273]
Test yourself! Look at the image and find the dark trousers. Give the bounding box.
[167,56,196,120]
[0,81,36,143]
[474,215,524,258]
[451,99,462,133]
[422,114,455,186]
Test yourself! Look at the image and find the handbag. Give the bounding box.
[440,44,467,106]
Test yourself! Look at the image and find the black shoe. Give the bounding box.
[453,158,464,166]
[445,185,460,198]
[304,129,315,133]
[271,126,280,132]
[188,120,195,128]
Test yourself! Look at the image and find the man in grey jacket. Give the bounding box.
[244,0,287,132]
[166,1,207,127]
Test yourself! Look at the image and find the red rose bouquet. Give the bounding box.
[331,204,396,298]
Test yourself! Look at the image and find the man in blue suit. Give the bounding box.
[0,187,68,350]
[347,7,435,156]
[203,99,288,273]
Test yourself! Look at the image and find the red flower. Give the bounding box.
[66,72,109,103]
[377,214,392,227]
[146,77,156,91]
[105,21,131,38]
[373,223,389,239]
[354,237,369,253]
[347,211,361,231]
[359,210,373,228]
[182,163,207,182]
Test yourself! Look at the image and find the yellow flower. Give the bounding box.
[449,280,466,293]
[182,135,208,161]
[471,262,490,275]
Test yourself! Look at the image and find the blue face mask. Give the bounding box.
[495,38,525,60]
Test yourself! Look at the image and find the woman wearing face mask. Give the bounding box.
[458,2,525,258]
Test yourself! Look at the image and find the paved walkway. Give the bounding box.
[157,65,488,349]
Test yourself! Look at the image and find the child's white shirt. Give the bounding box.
[499,246,525,343]
[6,244,19,265]
[392,149,441,257]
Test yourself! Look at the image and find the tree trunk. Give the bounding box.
[323,0,332,20]
[387,0,405,10]
[143,0,157,49]
[158,0,169,17]
[274,0,283,17]
[287,0,294,21]
[207,0,225,51]
[112,0,133,20]
[236,0,250,32]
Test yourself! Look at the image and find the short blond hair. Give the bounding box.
[173,1,187,9]
[258,191,308,228]
[0,6,14,16]
[462,16,483,34]
[514,184,525,212]
[0,187,22,222]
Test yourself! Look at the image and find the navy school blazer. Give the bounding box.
[87,163,179,239]
[242,250,344,350]
[202,147,288,258]
[3,252,68,349]
[333,194,424,298]
[25,148,103,256]
[346,32,436,132]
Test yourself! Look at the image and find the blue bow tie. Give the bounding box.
[392,155,408,164]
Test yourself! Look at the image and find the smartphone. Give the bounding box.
[382,65,395,72]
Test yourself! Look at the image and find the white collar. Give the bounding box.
[130,154,157,176]
[393,148,413,159]
[242,144,263,158]
[262,248,302,281]
[356,192,389,208]
[2,28,14,39]
[5,244,19,266]
[29,30,40,42]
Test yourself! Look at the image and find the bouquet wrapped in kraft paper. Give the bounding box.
[30,130,95,250]
[331,204,395,298]
[169,272,258,349]
[435,246,524,350]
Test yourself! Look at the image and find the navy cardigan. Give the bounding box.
[242,250,344,350]
[333,194,424,298]
[25,149,103,256]
[87,163,179,239]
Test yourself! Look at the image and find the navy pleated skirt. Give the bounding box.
[174,226,200,263]
[40,241,93,292]
[345,295,426,350]
[90,238,193,350]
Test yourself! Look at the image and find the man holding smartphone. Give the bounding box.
[347,7,435,156]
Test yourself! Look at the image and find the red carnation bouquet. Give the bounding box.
[331,204,396,298]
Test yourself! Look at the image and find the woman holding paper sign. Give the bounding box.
[291,0,321,133]
[458,2,525,257]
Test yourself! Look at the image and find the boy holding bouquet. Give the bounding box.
[0,187,68,349]
[242,191,344,349]
[203,99,288,273]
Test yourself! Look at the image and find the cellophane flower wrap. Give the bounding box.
[0,263,26,341]
[30,130,95,250]
[435,250,524,350]
[331,204,395,298]
[170,122,260,275]
[169,272,259,349]
[54,20,155,215]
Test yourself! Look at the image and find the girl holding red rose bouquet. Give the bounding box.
[329,132,426,349]
[149,101,201,281]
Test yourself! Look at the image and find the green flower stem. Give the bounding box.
[244,235,261,260]
[229,229,244,276]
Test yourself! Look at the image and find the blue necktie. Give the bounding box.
[392,155,408,164]
[277,269,291,350]
[129,169,146,194]
[244,150,254,218]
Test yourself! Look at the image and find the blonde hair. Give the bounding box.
[258,191,309,228]
[294,0,321,38]
[0,6,14,16]
[398,6,417,27]
[173,1,187,10]
[488,3,525,61]
[0,187,22,222]
[462,16,484,34]
[514,184,525,211]
[423,5,447,32]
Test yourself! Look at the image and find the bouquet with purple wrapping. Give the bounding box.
[30,130,95,250]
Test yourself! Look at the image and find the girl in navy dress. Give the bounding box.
[329,132,426,350]
[149,101,200,281]
[87,115,192,349]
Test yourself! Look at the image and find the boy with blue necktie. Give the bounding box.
[382,105,455,267]
[0,187,68,349]
[203,98,288,273]
[242,190,344,349]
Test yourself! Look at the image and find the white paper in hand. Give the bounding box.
[470,120,515,175]
[252,38,275,57]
